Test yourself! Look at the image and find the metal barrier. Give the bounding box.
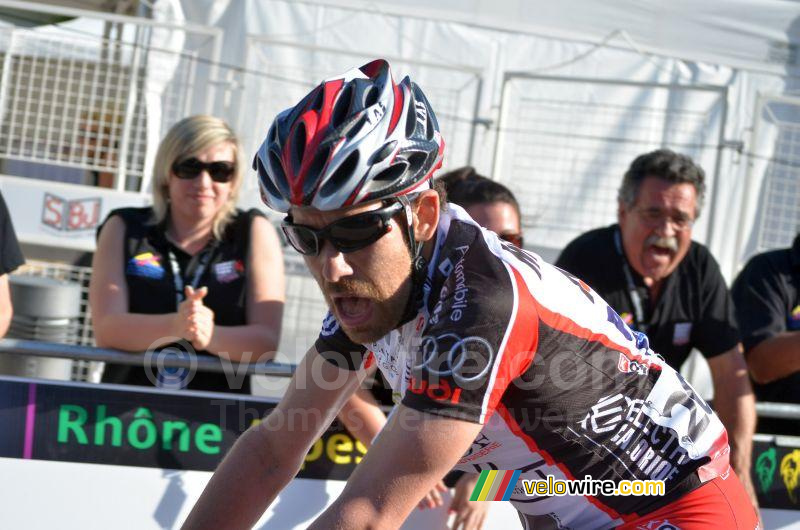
[0,338,295,377]
[756,401,800,420]
[10,255,323,378]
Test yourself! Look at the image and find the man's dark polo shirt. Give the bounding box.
[556,224,739,370]
[732,234,800,407]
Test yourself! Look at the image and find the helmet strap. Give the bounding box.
[396,195,428,325]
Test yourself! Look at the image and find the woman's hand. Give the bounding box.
[417,480,448,510]
[449,473,488,530]
[175,286,215,351]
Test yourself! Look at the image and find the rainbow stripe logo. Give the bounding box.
[469,470,521,501]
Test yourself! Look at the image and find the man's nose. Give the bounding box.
[653,215,678,237]
[320,244,354,283]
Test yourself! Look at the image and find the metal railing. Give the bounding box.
[0,338,295,377]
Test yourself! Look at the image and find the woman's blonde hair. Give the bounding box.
[152,115,244,239]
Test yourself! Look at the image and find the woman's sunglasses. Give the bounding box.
[282,201,405,256]
[172,157,236,183]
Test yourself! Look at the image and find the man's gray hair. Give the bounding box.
[618,149,706,217]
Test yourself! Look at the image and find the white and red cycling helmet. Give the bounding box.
[254,59,445,212]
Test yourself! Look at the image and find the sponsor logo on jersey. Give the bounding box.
[438,258,453,277]
[617,352,649,376]
[214,259,244,283]
[458,433,503,464]
[577,393,692,482]
[672,322,692,346]
[413,333,494,387]
[126,252,165,279]
[320,313,340,337]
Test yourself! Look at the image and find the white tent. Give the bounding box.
[168,0,800,280]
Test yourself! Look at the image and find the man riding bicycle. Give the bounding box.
[184,59,758,529]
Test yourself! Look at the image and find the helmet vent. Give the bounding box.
[332,83,354,128]
[425,109,435,140]
[290,123,307,175]
[372,162,407,183]
[258,158,283,200]
[309,87,324,113]
[306,143,331,191]
[370,140,397,165]
[344,114,367,140]
[363,85,379,108]
[406,151,428,172]
[321,150,359,197]
[405,97,417,138]
[268,149,287,184]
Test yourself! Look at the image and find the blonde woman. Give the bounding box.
[90,115,284,393]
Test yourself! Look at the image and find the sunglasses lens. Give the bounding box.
[208,162,235,183]
[173,159,235,182]
[282,225,319,255]
[328,213,387,253]
[173,159,203,180]
[500,233,523,247]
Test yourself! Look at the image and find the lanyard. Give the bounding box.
[167,244,216,308]
[614,228,648,333]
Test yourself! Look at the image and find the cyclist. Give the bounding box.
[184,59,759,529]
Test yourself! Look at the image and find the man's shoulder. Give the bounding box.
[563,225,615,251]
[556,224,618,278]
[741,246,793,278]
[682,240,724,279]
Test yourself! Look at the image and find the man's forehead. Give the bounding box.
[290,199,385,221]
[638,178,697,205]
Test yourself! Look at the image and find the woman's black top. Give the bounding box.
[99,206,265,394]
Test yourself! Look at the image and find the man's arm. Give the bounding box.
[309,404,483,530]
[338,369,387,448]
[744,332,800,384]
[182,345,366,530]
[707,345,758,506]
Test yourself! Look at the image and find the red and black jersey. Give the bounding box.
[316,205,730,527]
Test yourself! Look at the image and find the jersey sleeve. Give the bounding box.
[401,243,538,424]
[691,250,740,358]
[314,311,369,370]
[731,254,788,353]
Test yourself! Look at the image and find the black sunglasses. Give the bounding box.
[172,157,236,183]
[282,201,405,256]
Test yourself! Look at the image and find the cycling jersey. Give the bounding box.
[316,205,734,528]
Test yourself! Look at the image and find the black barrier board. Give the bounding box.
[0,379,366,480]
[753,439,800,511]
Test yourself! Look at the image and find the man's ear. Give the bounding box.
[412,189,440,243]
[617,199,627,224]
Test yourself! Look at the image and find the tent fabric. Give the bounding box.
[165,0,797,283]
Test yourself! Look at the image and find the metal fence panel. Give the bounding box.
[750,95,800,254]
[236,37,482,199]
[492,74,727,253]
[0,3,222,193]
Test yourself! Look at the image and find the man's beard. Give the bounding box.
[321,272,412,344]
